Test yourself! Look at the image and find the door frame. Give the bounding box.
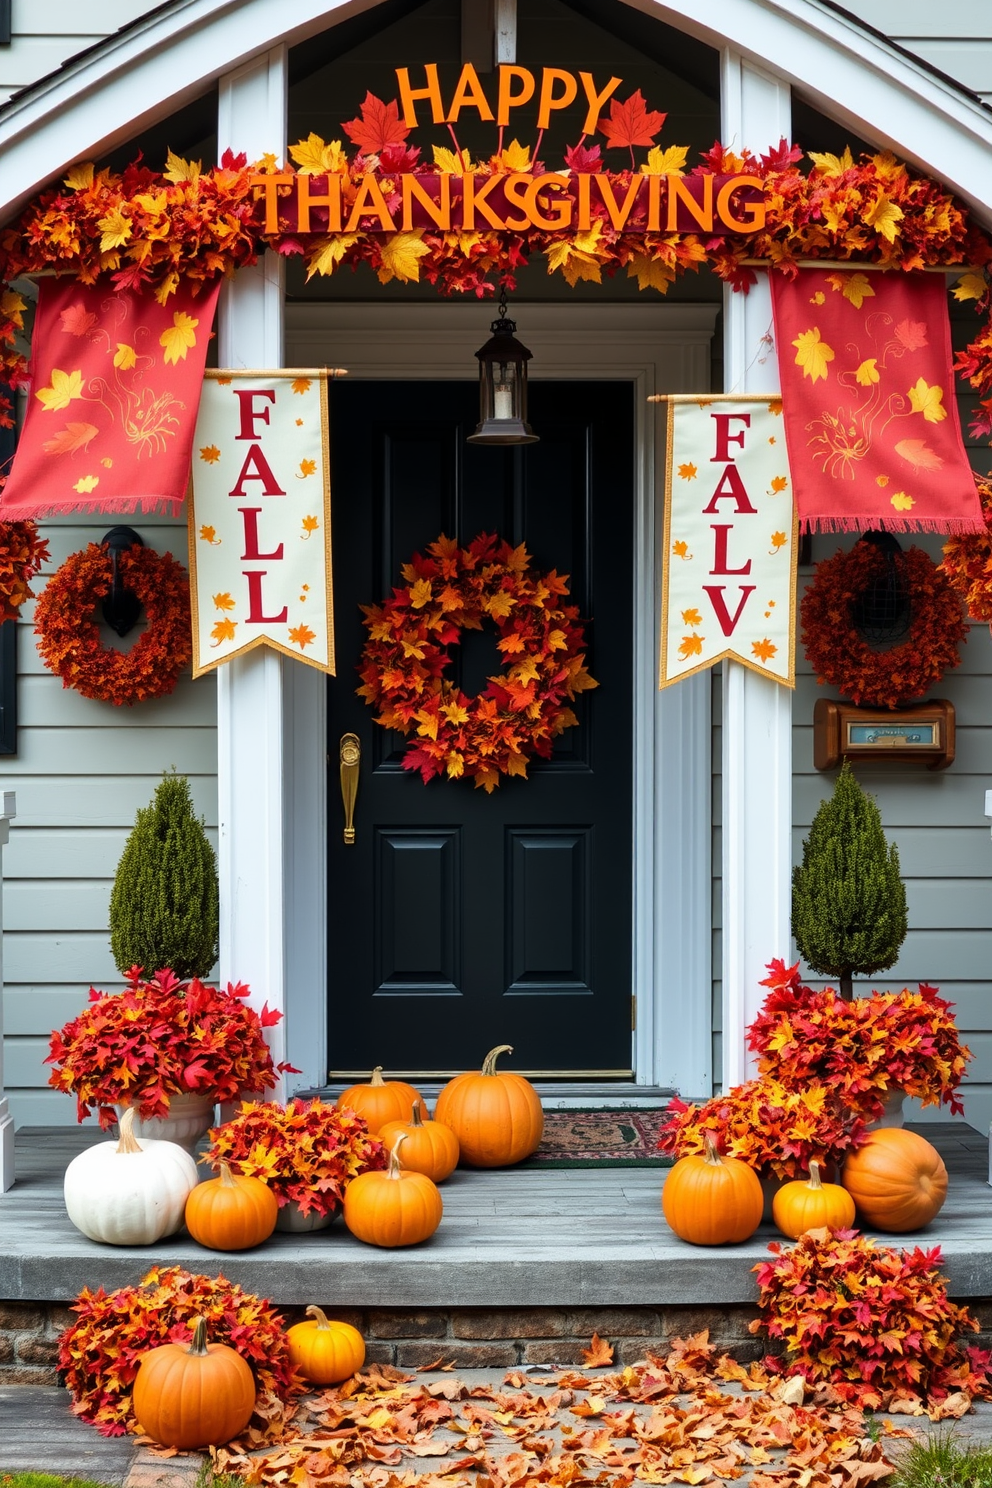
[284,301,717,1097]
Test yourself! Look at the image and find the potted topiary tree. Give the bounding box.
[792,761,907,1003]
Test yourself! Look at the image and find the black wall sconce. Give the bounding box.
[101,526,144,637]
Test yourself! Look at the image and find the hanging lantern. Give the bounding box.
[467,294,539,445]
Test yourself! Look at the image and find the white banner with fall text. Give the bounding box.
[660,395,796,689]
[189,370,335,677]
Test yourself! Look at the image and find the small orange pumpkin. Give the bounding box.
[842,1127,948,1232]
[434,1044,543,1167]
[662,1136,763,1245]
[133,1316,255,1449]
[343,1134,443,1246]
[379,1102,460,1183]
[336,1067,425,1134]
[184,1161,278,1251]
[286,1306,366,1385]
[772,1159,856,1240]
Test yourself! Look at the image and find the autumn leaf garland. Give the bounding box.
[358,532,597,792]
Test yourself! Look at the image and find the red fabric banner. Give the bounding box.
[0,277,221,518]
[770,268,983,533]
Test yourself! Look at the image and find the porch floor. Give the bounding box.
[1,1123,989,1306]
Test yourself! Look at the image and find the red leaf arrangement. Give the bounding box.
[58,1266,302,1436]
[342,92,411,155]
[751,1228,992,1412]
[0,520,50,623]
[598,90,667,150]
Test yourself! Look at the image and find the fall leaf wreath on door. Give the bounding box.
[358,533,596,791]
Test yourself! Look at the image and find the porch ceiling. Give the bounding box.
[1,1123,987,1307]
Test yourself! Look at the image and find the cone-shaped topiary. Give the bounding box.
[792,761,907,1001]
[109,773,219,979]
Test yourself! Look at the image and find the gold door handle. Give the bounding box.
[339,733,361,845]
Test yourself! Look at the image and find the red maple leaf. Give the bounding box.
[598,91,666,151]
[564,140,602,173]
[342,92,411,154]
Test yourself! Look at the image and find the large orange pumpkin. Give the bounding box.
[184,1161,278,1251]
[380,1102,460,1183]
[286,1306,365,1385]
[772,1159,856,1240]
[842,1127,948,1232]
[662,1137,763,1245]
[343,1135,443,1246]
[336,1067,425,1134]
[434,1045,543,1167]
[133,1316,255,1449]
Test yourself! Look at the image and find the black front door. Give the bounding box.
[326,379,633,1079]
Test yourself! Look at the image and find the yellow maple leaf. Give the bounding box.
[810,291,825,305]
[890,491,915,511]
[548,629,568,651]
[952,272,988,303]
[856,358,880,386]
[377,232,430,285]
[36,368,84,412]
[487,590,516,619]
[677,463,697,480]
[792,327,835,383]
[297,459,317,478]
[97,206,132,252]
[289,623,316,650]
[291,378,312,395]
[63,162,95,191]
[625,254,673,294]
[864,191,904,242]
[211,618,237,646]
[506,753,528,778]
[134,190,168,217]
[672,539,692,560]
[72,474,99,493]
[433,144,473,174]
[289,133,348,175]
[752,638,778,663]
[113,343,137,370]
[0,289,26,325]
[769,532,788,553]
[160,310,199,365]
[409,577,433,609]
[199,444,221,464]
[213,592,236,611]
[199,525,220,545]
[163,149,200,186]
[681,608,702,626]
[770,475,789,493]
[808,147,853,177]
[545,224,606,286]
[306,233,360,278]
[442,701,470,726]
[301,515,319,538]
[678,633,704,660]
[498,139,531,172]
[907,377,947,423]
[827,271,875,309]
[642,144,688,176]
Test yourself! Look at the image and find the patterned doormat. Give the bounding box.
[521,1107,674,1168]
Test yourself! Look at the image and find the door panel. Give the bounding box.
[326,379,634,1078]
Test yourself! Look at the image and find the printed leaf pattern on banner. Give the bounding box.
[769,269,983,533]
[1,277,220,518]
[660,397,795,689]
[189,374,334,676]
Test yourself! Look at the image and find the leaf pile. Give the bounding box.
[211,1330,911,1488]
[59,1266,303,1436]
[747,960,971,1118]
[206,1099,387,1218]
[47,966,298,1126]
[658,1078,869,1180]
[752,1229,991,1413]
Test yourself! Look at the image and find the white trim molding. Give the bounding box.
[0,790,16,1188]
[286,301,717,1096]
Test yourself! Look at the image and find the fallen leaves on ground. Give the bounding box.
[210,1332,917,1488]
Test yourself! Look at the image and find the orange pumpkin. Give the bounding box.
[286,1306,366,1385]
[842,1127,948,1232]
[184,1161,278,1251]
[379,1102,460,1183]
[662,1136,763,1245]
[133,1316,255,1449]
[336,1067,425,1134]
[343,1134,443,1246]
[434,1044,543,1167]
[772,1159,856,1240]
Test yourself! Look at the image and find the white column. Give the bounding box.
[720,54,792,1088]
[216,50,291,1083]
[0,790,17,1191]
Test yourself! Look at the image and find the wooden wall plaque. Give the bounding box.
[813,698,955,771]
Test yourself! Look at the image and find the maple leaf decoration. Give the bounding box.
[297,459,317,478]
[41,422,99,456]
[289,623,316,650]
[301,515,319,538]
[211,617,236,645]
[599,91,667,160]
[199,445,221,464]
[342,92,411,155]
[580,1332,614,1367]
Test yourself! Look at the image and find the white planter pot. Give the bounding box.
[866,1089,906,1130]
[274,1198,338,1233]
[117,1093,217,1151]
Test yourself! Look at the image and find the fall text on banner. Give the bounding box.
[660,395,797,689]
[188,371,335,677]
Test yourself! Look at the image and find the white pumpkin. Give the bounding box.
[63,1107,199,1244]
